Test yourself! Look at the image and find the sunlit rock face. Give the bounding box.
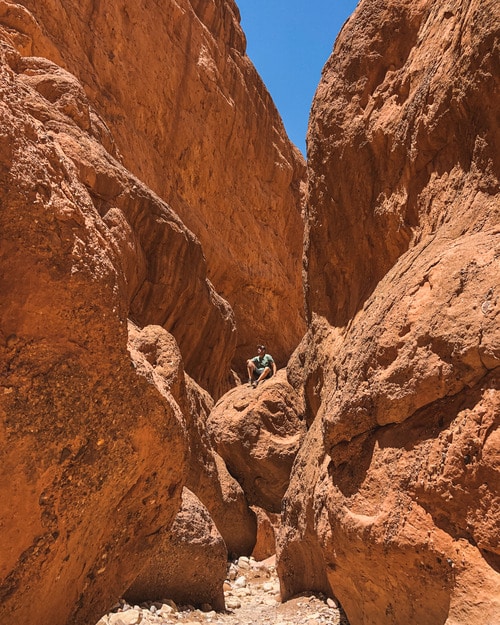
[207,370,306,513]
[0,39,194,625]
[0,10,239,623]
[279,0,500,623]
[17,0,306,371]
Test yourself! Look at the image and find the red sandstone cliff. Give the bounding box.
[14,0,306,370]
[0,1,304,621]
[0,4,240,621]
[279,1,500,624]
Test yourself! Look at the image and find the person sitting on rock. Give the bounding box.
[247,345,276,387]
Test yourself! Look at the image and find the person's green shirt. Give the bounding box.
[252,353,274,370]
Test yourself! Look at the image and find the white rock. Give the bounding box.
[225,597,241,610]
[327,597,338,609]
[262,597,279,606]
[108,609,142,625]
[227,563,238,580]
[237,556,250,569]
[203,610,216,619]
[233,575,247,588]
[161,600,177,613]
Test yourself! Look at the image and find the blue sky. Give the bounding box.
[237,1,359,155]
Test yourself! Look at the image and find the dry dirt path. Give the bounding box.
[97,556,349,625]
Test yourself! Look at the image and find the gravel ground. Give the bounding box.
[96,556,350,625]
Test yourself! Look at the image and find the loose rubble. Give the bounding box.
[96,556,349,625]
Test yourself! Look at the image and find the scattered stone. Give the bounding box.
[225,597,242,610]
[108,609,142,625]
[97,560,349,625]
[233,575,247,588]
[227,563,238,580]
[237,556,250,569]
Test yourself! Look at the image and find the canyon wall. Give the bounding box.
[15,0,306,370]
[279,0,500,624]
[0,2,230,622]
[0,36,195,624]
[1,0,499,624]
[0,1,303,622]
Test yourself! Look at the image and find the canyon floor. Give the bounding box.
[97,556,350,625]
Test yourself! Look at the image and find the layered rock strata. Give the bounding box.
[279,0,500,623]
[15,0,306,370]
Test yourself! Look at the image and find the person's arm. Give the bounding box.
[266,355,276,375]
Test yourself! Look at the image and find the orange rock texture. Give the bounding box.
[128,321,257,558]
[16,0,306,371]
[279,0,500,624]
[208,371,306,513]
[1,0,499,624]
[0,37,194,624]
[0,8,237,625]
[125,488,227,612]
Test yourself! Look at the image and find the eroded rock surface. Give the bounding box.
[208,371,306,513]
[16,0,306,370]
[251,506,281,562]
[125,488,227,612]
[0,44,189,625]
[279,0,500,623]
[128,322,257,558]
[2,0,499,623]
[0,18,234,625]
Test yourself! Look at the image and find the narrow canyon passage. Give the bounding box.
[1,1,498,624]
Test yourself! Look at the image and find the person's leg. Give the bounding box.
[247,359,257,384]
[254,366,271,386]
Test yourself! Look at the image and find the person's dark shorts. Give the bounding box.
[255,367,271,379]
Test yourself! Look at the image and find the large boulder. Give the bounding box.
[207,371,306,513]
[16,0,306,371]
[279,0,500,623]
[125,488,227,612]
[128,322,257,558]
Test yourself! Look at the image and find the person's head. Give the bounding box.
[257,345,266,354]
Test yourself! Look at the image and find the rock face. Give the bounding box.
[2,0,499,624]
[0,40,193,625]
[279,0,500,624]
[128,322,257,558]
[0,14,237,625]
[125,488,227,612]
[208,371,306,513]
[16,0,306,371]
[251,507,280,562]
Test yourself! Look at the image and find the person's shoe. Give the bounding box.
[248,379,253,386]
[252,381,258,388]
